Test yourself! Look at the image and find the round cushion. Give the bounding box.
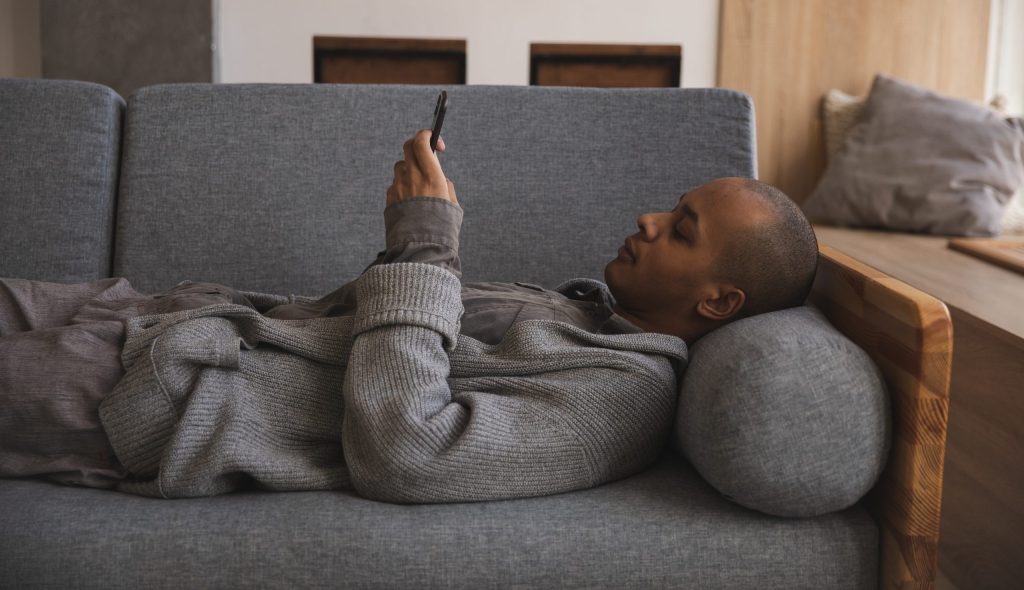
[674,305,890,517]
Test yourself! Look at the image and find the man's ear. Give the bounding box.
[696,285,745,321]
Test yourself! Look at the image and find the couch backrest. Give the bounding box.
[112,84,755,295]
[0,79,124,282]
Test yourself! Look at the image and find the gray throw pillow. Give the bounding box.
[803,74,1024,236]
[673,305,890,518]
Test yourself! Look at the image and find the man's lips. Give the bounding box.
[618,238,636,262]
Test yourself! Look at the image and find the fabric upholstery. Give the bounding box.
[674,305,891,518]
[804,74,1024,237]
[0,81,881,587]
[821,88,866,162]
[113,84,755,294]
[1003,189,1024,235]
[0,79,124,282]
[0,451,878,589]
[818,84,1024,236]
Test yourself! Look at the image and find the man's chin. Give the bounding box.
[603,258,624,289]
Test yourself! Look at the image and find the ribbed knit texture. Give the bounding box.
[99,262,687,502]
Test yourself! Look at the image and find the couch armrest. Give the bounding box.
[808,245,953,590]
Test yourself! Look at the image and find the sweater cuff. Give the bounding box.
[98,365,178,480]
[384,197,463,251]
[353,263,463,351]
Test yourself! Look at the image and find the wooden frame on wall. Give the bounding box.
[530,43,682,88]
[313,36,467,85]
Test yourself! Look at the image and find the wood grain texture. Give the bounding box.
[814,226,1024,589]
[810,246,953,590]
[938,308,1024,590]
[530,43,681,57]
[313,36,466,53]
[529,43,682,88]
[814,226,1024,341]
[319,55,464,85]
[533,62,678,88]
[312,36,466,85]
[948,238,1024,276]
[717,0,990,202]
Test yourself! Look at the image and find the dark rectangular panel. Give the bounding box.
[530,43,682,88]
[314,36,466,85]
[40,0,212,99]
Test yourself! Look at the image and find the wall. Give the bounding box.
[718,0,994,202]
[215,0,1024,107]
[215,0,720,87]
[0,0,41,78]
[39,0,212,99]
[989,0,1024,114]
[5,2,1020,110]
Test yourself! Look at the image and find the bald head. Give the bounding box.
[711,179,819,318]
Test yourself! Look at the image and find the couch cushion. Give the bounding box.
[112,84,755,294]
[0,451,877,589]
[674,305,890,517]
[0,79,124,282]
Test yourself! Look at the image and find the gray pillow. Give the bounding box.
[803,74,1024,236]
[673,305,890,518]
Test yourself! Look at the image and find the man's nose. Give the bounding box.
[636,213,661,240]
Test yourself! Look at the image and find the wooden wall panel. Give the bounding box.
[718,0,991,203]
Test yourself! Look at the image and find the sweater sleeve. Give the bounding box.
[253,198,462,319]
[342,262,595,503]
[362,197,463,278]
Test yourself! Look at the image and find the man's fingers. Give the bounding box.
[387,131,451,208]
[412,129,445,179]
[402,138,417,170]
[393,160,411,185]
[435,136,446,153]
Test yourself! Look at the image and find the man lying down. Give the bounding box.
[0,130,818,502]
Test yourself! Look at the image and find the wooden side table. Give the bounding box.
[814,226,1024,590]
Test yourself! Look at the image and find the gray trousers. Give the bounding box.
[0,277,251,489]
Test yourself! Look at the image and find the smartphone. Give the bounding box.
[430,90,449,153]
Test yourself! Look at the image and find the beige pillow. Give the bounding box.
[1003,190,1024,236]
[1000,116,1024,237]
[821,89,866,163]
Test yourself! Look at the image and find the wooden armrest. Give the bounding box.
[809,245,952,590]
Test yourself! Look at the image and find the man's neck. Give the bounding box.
[611,303,694,344]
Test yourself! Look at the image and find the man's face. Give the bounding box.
[603,178,772,337]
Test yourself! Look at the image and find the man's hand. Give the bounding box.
[386,129,459,207]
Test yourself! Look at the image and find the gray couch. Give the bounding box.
[0,78,878,589]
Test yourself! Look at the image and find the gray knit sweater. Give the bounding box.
[99,255,688,503]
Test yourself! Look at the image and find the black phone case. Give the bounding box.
[430,91,448,152]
